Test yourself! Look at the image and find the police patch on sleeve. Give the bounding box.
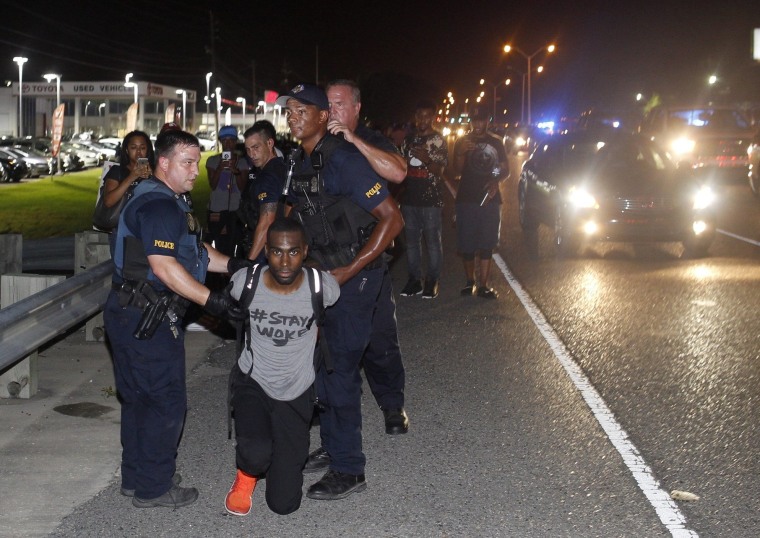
[153,239,175,250]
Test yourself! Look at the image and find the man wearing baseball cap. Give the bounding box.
[275,83,406,501]
[451,108,509,299]
[205,125,249,257]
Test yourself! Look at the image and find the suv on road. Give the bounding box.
[638,104,754,180]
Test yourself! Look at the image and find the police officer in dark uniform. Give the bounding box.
[104,129,248,509]
[276,84,405,500]
[325,80,410,433]
[239,119,287,263]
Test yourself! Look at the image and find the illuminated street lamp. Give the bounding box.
[124,73,138,104]
[503,43,556,124]
[708,74,718,85]
[43,73,61,110]
[84,100,91,132]
[215,87,222,149]
[480,78,511,121]
[43,73,62,174]
[98,102,105,115]
[176,89,187,130]
[13,56,28,137]
[205,72,212,124]
[236,97,246,128]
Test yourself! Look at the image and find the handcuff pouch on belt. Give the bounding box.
[115,280,189,340]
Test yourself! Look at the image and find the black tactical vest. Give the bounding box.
[288,134,378,270]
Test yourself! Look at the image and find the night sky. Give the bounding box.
[2,0,759,124]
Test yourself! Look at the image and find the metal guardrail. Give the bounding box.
[0,260,112,371]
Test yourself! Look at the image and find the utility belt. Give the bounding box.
[112,280,190,340]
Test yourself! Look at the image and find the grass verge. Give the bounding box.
[0,153,213,239]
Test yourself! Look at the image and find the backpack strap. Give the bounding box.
[229,263,261,439]
[236,263,262,358]
[306,267,333,374]
[305,266,322,330]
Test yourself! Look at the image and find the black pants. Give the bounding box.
[230,365,312,515]
[104,291,186,499]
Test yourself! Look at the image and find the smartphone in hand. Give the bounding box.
[136,157,150,177]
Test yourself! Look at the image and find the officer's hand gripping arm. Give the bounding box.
[204,288,247,321]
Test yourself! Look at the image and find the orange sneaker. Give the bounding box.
[225,469,257,516]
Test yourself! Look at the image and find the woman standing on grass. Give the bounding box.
[101,130,155,211]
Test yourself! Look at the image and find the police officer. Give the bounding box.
[240,120,287,263]
[326,80,412,430]
[104,130,248,509]
[276,83,405,500]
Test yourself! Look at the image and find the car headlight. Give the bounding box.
[671,137,695,155]
[692,185,715,210]
[442,127,451,137]
[568,186,598,209]
[515,136,527,148]
[456,127,465,137]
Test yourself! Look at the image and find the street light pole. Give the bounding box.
[236,97,246,129]
[13,57,28,137]
[205,72,212,127]
[503,44,555,125]
[124,73,138,104]
[176,89,187,130]
[480,78,511,123]
[215,87,222,149]
[84,100,91,132]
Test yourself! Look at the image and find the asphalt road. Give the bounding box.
[11,154,760,536]
[496,159,760,537]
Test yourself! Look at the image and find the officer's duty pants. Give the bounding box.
[317,266,405,475]
[104,291,187,500]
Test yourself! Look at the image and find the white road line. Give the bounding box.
[492,253,698,538]
[717,228,760,247]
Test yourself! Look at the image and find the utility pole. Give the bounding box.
[252,60,257,123]
[210,9,219,149]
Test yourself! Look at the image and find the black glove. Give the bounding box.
[227,256,254,275]
[204,289,247,321]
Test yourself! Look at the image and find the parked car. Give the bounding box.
[14,137,53,154]
[61,141,104,168]
[517,131,717,257]
[197,136,217,151]
[638,104,753,180]
[747,130,760,195]
[0,148,29,182]
[3,147,53,177]
[77,140,117,160]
